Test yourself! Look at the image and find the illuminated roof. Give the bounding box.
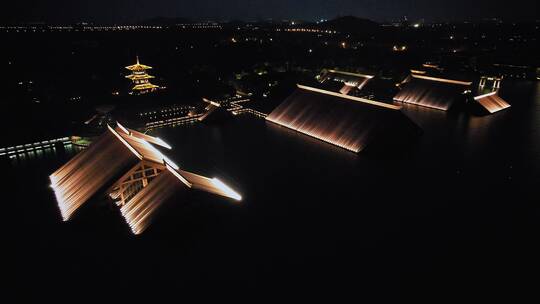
[393,74,472,111]
[132,83,160,91]
[120,165,241,235]
[474,92,511,114]
[266,84,420,153]
[319,69,374,95]
[50,130,139,221]
[50,123,241,234]
[125,56,153,71]
[126,74,155,80]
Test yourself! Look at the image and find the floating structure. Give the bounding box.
[318,69,374,96]
[394,74,472,111]
[266,85,420,153]
[197,98,232,123]
[50,123,241,234]
[125,56,161,95]
[473,91,511,114]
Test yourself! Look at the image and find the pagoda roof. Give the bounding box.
[126,74,155,80]
[132,83,160,91]
[125,57,153,71]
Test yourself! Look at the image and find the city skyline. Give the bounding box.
[4,0,539,24]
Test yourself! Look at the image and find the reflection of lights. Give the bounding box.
[212,178,242,201]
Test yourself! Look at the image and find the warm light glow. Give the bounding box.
[155,137,172,149]
[297,84,401,110]
[108,125,143,160]
[116,122,131,135]
[474,92,511,113]
[211,178,242,201]
[50,123,243,234]
[166,164,192,187]
[411,74,472,86]
[266,84,414,153]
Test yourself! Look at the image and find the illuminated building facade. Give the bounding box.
[50,123,241,234]
[125,56,161,95]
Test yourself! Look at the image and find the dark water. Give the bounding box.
[7,81,540,302]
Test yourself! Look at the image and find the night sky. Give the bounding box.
[4,0,539,23]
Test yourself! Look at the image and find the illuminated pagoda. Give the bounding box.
[125,56,161,95]
[50,123,241,234]
[394,74,472,111]
[266,84,420,153]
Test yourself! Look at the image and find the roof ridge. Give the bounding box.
[296,84,402,110]
[411,74,472,86]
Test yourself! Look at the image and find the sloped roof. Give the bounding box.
[50,123,241,232]
[121,165,242,234]
[474,92,511,114]
[319,69,374,95]
[266,85,419,153]
[394,75,472,111]
[50,130,139,221]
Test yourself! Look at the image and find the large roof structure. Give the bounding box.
[394,74,472,111]
[50,123,241,234]
[318,69,374,96]
[266,85,420,153]
[473,91,511,114]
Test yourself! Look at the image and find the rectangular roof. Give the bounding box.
[266,85,417,153]
[393,75,472,111]
[474,92,511,114]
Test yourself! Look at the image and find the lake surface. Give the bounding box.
[6,80,540,301]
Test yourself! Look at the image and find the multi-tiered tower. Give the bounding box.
[125,56,160,95]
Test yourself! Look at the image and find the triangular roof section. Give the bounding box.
[50,123,241,234]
